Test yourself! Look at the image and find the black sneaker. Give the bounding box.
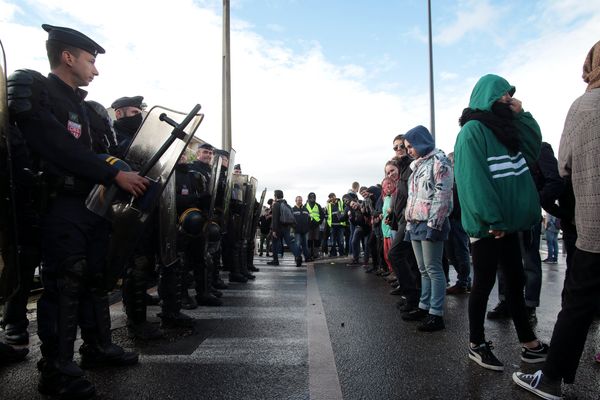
[417,315,445,332]
[401,308,428,321]
[266,260,280,266]
[512,370,563,400]
[486,301,510,319]
[521,341,549,364]
[389,287,403,295]
[468,341,504,371]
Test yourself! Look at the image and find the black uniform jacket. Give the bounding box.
[9,71,118,190]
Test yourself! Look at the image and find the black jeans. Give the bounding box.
[543,248,600,384]
[468,233,536,345]
[388,224,420,305]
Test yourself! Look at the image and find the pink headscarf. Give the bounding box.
[583,40,600,91]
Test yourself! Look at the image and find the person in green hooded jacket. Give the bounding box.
[454,74,549,372]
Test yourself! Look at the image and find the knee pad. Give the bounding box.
[58,257,88,297]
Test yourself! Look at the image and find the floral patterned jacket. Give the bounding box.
[405,149,454,231]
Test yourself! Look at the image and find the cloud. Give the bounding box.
[439,71,459,81]
[433,1,600,155]
[2,0,600,207]
[434,0,507,46]
[266,23,284,33]
[0,0,428,205]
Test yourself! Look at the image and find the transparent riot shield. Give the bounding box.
[159,174,177,267]
[249,186,267,242]
[0,39,18,299]
[217,148,235,232]
[86,105,204,287]
[242,177,258,241]
[207,154,223,220]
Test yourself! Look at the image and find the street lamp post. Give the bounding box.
[427,0,435,140]
[222,0,232,151]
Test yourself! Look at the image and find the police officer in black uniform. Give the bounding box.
[187,143,222,306]
[108,95,166,340]
[7,24,149,399]
[111,95,144,158]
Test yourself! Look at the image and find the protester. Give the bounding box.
[454,74,548,371]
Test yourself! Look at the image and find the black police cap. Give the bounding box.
[111,96,144,110]
[42,24,105,56]
[234,164,241,170]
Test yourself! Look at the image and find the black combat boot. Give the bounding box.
[239,242,256,280]
[79,293,139,369]
[38,272,95,400]
[247,245,260,272]
[229,242,249,282]
[38,359,95,400]
[3,321,29,345]
[0,342,28,365]
[123,257,163,340]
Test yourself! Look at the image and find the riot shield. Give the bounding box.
[159,174,177,267]
[228,173,248,239]
[249,186,267,243]
[86,105,204,286]
[0,39,19,300]
[204,154,222,222]
[242,177,258,241]
[218,148,235,232]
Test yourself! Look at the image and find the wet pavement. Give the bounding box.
[1,251,599,399]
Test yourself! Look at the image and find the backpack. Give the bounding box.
[279,202,296,225]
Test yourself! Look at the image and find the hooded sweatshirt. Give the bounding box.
[453,74,542,238]
[404,126,453,237]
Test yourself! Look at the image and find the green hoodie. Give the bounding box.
[453,74,542,238]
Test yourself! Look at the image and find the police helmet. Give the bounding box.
[179,208,205,237]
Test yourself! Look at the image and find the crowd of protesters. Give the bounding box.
[256,40,600,400]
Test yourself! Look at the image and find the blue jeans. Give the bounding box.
[546,230,559,261]
[272,227,300,260]
[295,232,310,260]
[412,240,446,316]
[330,225,345,256]
[351,226,369,262]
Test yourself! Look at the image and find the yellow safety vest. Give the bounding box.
[305,202,321,223]
[327,200,347,227]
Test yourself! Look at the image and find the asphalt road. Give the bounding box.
[1,251,598,399]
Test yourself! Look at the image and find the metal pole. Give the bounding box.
[427,0,435,140]
[222,0,232,151]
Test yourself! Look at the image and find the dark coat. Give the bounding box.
[292,205,311,234]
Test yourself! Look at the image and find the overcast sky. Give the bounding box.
[1,0,599,206]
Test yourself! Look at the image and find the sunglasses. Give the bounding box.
[393,144,406,151]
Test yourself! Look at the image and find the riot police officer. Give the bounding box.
[111,95,144,158]
[7,25,148,399]
[187,143,223,306]
[108,95,164,340]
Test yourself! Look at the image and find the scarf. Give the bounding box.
[583,40,600,91]
[459,103,520,155]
